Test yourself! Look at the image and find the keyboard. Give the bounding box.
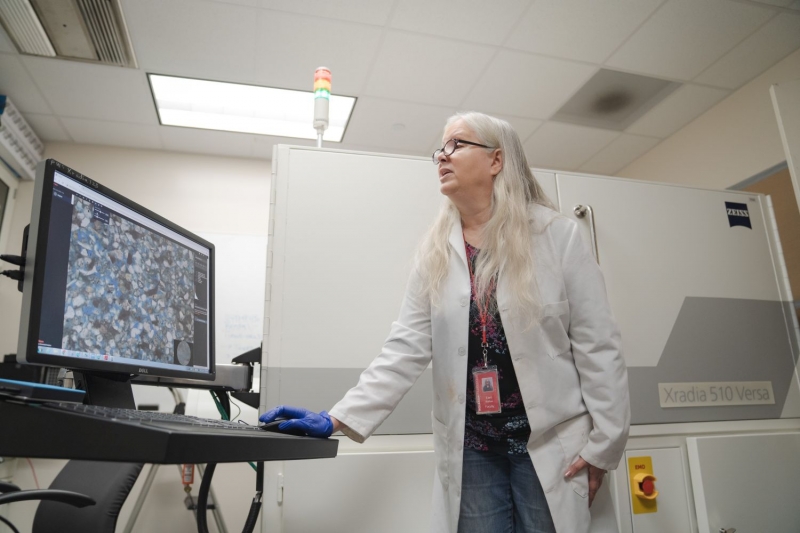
[45,402,264,432]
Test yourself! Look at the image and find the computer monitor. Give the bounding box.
[17,159,215,382]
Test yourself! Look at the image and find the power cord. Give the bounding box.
[0,255,24,266]
[196,461,263,533]
[1,270,22,281]
[1,254,24,282]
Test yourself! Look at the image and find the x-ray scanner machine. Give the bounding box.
[260,145,800,533]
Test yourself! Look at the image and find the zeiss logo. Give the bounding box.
[139,368,148,374]
[725,201,751,229]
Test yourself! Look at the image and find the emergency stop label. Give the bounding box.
[659,381,774,408]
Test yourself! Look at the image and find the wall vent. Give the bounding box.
[0,96,44,180]
[0,0,136,68]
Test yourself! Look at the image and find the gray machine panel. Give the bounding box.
[688,432,800,533]
[556,172,800,424]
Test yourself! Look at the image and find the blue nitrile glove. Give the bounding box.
[259,405,334,438]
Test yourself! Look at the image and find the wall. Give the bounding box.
[619,48,800,190]
[0,143,270,357]
[0,143,270,533]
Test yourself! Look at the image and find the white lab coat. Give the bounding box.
[329,204,630,533]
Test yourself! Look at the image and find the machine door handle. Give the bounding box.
[573,204,599,264]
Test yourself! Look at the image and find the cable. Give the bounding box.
[196,462,216,533]
[241,462,264,533]
[230,397,242,422]
[0,255,23,266]
[209,392,257,472]
[25,458,40,489]
[0,514,20,533]
[210,391,227,420]
[196,461,263,533]
[1,270,22,281]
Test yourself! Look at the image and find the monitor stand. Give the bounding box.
[73,371,136,409]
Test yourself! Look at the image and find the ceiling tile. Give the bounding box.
[23,113,71,142]
[427,114,544,156]
[0,54,51,114]
[0,25,15,53]
[750,0,795,6]
[462,51,597,119]
[258,0,394,26]
[390,0,531,46]
[606,0,775,80]
[492,114,544,144]
[160,126,256,158]
[505,0,663,63]
[254,10,382,94]
[62,118,163,150]
[22,56,158,123]
[523,122,619,170]
[122,0,258,82]
[625,83,729,138]
[364,32,495,106]
[343,97,455,152]
[694,12,800,89]
[578,133,661,175]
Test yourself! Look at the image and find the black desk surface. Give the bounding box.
[0,398,338,464]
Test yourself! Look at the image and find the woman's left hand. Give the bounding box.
[564,456,606,507]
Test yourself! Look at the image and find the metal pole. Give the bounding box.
[122,464,160,533]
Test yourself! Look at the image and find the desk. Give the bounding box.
[0,399,338,464]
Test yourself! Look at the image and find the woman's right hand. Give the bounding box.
[259,405,335,438]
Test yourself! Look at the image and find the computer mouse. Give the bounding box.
[258,418,306,436]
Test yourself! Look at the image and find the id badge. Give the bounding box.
[473,366,501,414]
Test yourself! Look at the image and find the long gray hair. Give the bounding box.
[417,111,554,319]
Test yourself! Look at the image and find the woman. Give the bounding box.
[260,112,630,533]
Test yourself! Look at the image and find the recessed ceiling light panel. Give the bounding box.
[149,75,356,142]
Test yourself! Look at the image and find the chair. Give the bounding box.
[0,460,143,533]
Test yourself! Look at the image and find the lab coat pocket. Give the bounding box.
[541,300,571,359]
[431,413,449,486]
[556,414,592,498]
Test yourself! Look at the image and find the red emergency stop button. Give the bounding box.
[633,473,658,500]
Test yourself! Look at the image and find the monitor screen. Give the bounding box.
[18,159,214,380]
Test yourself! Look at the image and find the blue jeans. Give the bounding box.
[457,448,556,533]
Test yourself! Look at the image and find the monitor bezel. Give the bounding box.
[17,159,216,381]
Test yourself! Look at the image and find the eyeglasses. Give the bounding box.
[432,138,494,164]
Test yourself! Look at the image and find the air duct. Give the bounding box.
[0,96,45,180]
[0,0,136,68]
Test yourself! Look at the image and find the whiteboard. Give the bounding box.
[199,232,267,365]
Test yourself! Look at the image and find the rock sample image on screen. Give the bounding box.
[62,198,195,363]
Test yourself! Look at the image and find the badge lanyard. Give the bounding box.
[465,235,501,415]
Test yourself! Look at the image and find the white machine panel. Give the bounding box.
[262,147,800,533]
[262,147,558,435]
[280,450,435,533]
[556,172,800,424]
[687,432,800,533]
[625,448,692,533]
